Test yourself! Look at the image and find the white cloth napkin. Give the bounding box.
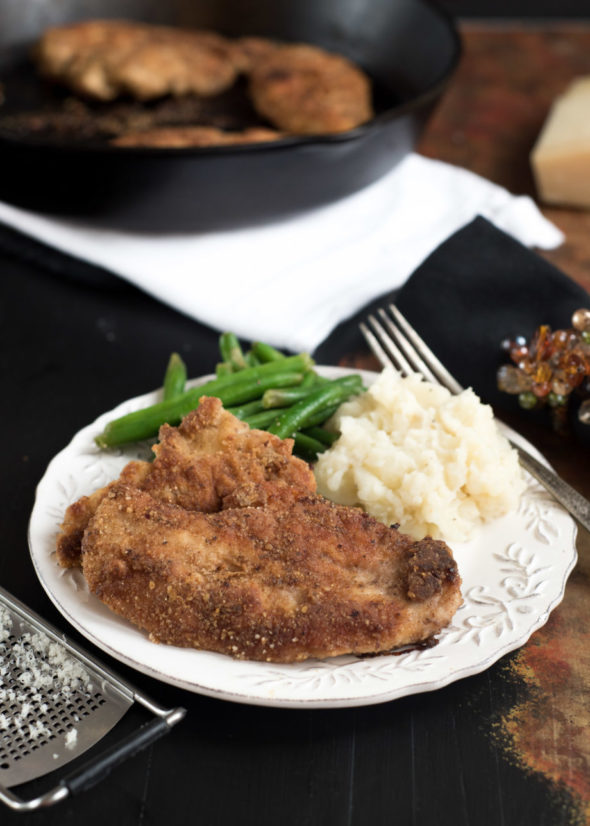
[0,152,563,353]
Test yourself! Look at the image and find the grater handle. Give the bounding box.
[61,710,184,797]
[0,710,185,812]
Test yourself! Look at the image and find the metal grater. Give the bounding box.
[0,586,185,812]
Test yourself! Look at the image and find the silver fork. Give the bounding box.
[360,303,590,535]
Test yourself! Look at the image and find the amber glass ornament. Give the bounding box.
[498,308,590,432]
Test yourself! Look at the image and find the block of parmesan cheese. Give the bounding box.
[531,77,590,209]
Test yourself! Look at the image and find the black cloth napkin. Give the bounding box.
[317,216,590,427]
[3,211,588,435]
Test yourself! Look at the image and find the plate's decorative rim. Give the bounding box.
[28,367,578,708]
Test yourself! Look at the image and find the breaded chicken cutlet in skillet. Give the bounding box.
[111,125,282,148]
[35,20,241,101]
[57,398,462,663]
[32,19,374,145]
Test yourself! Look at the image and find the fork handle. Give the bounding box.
[514,443,590,534]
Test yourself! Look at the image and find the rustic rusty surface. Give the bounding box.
[418,22,590,295]
[414,22,590,823]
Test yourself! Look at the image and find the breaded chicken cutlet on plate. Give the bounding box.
[56,397,462,664]
[29,366,577,705]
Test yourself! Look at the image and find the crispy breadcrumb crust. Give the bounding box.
[56,397,315,568]
[81,484,461,663]
[111,125,281,148]
[35,20,240,101]
[60,398,462,663]
[35,22,373,137]
[248,43,373,134]
[56,460,150,567]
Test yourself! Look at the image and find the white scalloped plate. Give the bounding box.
[28,367,578,708]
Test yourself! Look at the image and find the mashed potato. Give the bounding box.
[314,368,525,542]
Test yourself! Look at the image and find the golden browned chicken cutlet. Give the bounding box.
[248,43,374,134]
[111,125,281,148]
[82,484,462,662]
[35,20,239,101]
[56,397,315,568]
[56,459,151,568]
[231,36,281,73]
[143,396,316,510]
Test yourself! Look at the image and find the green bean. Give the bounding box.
[244,411,338,443]
[216,362,233,378]
[242,409,285,431]
[245,399,345,439]
[96,372,303,448]
[251,341,285,363]
[227,399,266,419]
[298,403,340,429]
[262,386,310,409]
[293,432,326,462]
[262,374,363,409]
[301,426,339,446]
[217,373,307,406]
[268,380,361,440]
[244,350,262,367]
[299,370,322,389]
[247,402,342,435]
[95,354,312,447]
[162,352,187,401]
[219,332,248,371]
[206,352,312,388]
[219,352,313,378]
[261,387,306,409]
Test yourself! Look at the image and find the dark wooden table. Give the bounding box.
[421,22,590,821]
[1,21,590,826]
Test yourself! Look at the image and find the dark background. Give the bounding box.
[441,0,589,16]
[2,2,590,825]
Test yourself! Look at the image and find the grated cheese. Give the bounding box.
[0,602,93,758]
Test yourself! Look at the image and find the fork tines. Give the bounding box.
[361,304,464,395]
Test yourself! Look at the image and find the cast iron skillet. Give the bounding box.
[0,0,461,232]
